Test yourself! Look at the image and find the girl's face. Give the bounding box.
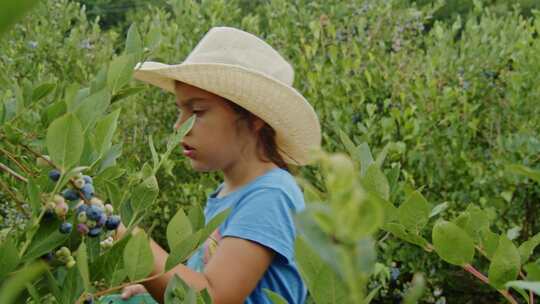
[173,82,260,172]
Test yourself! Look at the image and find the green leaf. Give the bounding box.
[167,209,193,250]
[398,191,431,233]
[45,99,66,125]
[338,129,361,165]
[0,262,47,304]
[362,164,390,200]
[90,65,108,94]
[263,289,288,304]
[384,223,430,250]
[32,83,55,102]
[111,86,145,104]
[524,263,540,281]
[22,231,69,262]
[107,54,137,95]
[488,236,521,289]
[73,89,111,133]
[294,236,348,304]
[145,22,162,51]
[480,229,500,259]
[165,232,201,272]
[358,143,374,177]
[46,113,84,171]
[164,274,187,304]
[149,135,159,171]
[403,274,426,304]
[125,23,143,55]
[432,220,475,266]
[76,242,90,290]
[0,0,38,36]
[507,164,540,183]
[26,178,41,217]
[519,232,540,263]
[131,175,159,212]
[0,237,20,279]
[93,109,120,156]
[429,202,448,218]
[505,281,540,296]
[187,205,205,231]
[123,231,154,281]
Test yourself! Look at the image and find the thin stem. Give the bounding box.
[0,147,33,177]
[0,177,30,217]
[463,264,519,304]
[0,161,28,182]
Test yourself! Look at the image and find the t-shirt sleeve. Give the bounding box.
[220,187,297,264]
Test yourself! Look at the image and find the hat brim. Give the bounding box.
[133,61,322,166]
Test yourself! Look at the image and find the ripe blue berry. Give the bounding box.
[81,183,94,200]
[96,213,107,227]
[88,227,102,237]
[82,175,93,185]
[41,252,54,261]
[48,169,61,182]
[62,189,79,201]
[86,205,102,221]
[105,215,121,230]
[43,209,55,220]
[76,204,88,215]
[59,222,73,234]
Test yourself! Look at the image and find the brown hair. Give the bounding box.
[225,99,291,172]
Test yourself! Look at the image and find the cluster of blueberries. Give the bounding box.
[45,169,121,241]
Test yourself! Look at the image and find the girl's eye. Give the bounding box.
[193,110,205,116]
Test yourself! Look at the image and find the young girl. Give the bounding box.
[116,26,321,304]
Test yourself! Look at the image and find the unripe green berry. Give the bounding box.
[90,197,104,209]
[77,211,88,223]
[53,194,65,205]
[45,201,56,211]
[55,202,69,217]
[87,220,97,229]
[104,204,114,216]
[66,257,76,268]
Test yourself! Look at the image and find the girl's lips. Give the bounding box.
[183,149,195,158]
[181,142,196,158]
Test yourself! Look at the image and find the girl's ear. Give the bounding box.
[253,117,266,133]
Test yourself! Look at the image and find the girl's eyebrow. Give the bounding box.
[176,97,207,108]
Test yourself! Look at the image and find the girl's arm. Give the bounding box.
[116,224,275,304]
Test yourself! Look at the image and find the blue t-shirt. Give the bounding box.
[186,167,308,304]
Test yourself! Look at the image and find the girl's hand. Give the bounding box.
[121,283,148,300]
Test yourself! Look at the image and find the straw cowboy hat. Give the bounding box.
[132,26,321,166]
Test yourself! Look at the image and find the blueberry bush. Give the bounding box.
[1,0,540,303]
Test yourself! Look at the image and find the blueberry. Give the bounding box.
[390,267,400,281]
[83,294,94,304]
[88,227,102,237]
[43,209,55,220]
[86,205,102,221]
[81,183,94,200]
[96,213,107,227]
[62,189,79,201]
[76,204,88,215]
[41,252,54,261]
[82,175,93,185]
[59,222,73,234]
[105,215,121,230]
[48,170,61,182]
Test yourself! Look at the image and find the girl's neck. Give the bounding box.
[220,160,279,197]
